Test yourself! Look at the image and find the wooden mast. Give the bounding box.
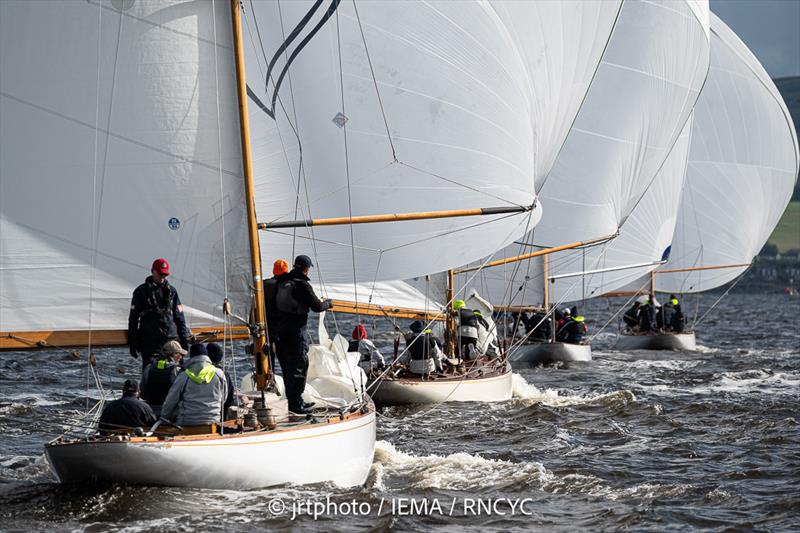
[446,269,456,357]
[231,0,269,390]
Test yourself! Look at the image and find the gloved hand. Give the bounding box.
[323,299,334,311]
[129,345,139,359]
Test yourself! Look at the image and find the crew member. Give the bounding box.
[264,259,290,342]
[274,255,332,414]
[140,340,185,416]
[128,258,190,371]
[623,301,641,330]
[161,343,227,427]
[349,325,385,371]
[526,310,552,341]
[401,321,445,375]
[670,294,685,333]
[98,380,157,435]
[639,295,657,332]
[207,342,236,417]
[557,307,587,343]
[453,300,485,360]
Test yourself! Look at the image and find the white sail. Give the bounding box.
[465,114,694,307]
[242,0,548,286]
[0,0,251,334]
[456,0,710,308]
[490,0,623,191]
[533,0,709,245]
[318,281,441,313]
[656,13,799,294]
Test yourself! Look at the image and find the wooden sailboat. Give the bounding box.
[617,14,799,352]
[0,0,376,489]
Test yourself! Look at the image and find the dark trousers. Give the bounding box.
[275,328,309,411]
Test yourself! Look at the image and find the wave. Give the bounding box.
[511,374,636,408]
[369,440,548,491]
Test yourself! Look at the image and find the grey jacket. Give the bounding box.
[161,355,227,426]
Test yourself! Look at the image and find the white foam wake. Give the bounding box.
[368,440,548,491]
[511,373,636,407]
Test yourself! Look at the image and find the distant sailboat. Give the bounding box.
[453,0,711,364]
[617,13,800,351]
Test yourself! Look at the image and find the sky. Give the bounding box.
[711,0,800,79]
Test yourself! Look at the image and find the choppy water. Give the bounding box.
[1,293,798,531]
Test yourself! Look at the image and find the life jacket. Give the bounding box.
[185,364,218,384]
[275,279,309,315]
[142,359,176,406]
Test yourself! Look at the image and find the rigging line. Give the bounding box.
[352,0,396,161]
[335,7,360,322]
[693,266,750,329]
[86,0,104,413]
[536,0,625,194]
[211,0,230,348]
[396,160,529,208]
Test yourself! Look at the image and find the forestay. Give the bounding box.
[657,14,799,293]
[242,0,542,285]
[0,0,251,334]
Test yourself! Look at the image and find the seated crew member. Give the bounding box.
[140,340,186,416]
[639,296,657,332]
[557,307,587,343]
[623,301,641,331]
[349,325,385,371]
[207,342,236,417]
[161,343,227,427]
[99,380,157,435]
[401,321,445,375]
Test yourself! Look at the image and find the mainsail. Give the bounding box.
[656,13,800,293]
[0,0,251,343]
[242,0,541,286]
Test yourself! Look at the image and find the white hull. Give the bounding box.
[45,411,376,489]
[369,366,513,405]
[508,341,592,363]
[616,332,696,351]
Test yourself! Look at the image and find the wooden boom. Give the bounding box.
[454,232,617,274]
[258,205,531,229]
[329,300,445,321]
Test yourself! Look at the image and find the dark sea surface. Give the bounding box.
[1,292,798,532]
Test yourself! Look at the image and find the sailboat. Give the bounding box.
[2,0,376,489]
[452,0,711,364]
[617,13,800,351]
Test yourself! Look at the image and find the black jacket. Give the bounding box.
[98,395,157,434]
[275,269,332,332]
[141,359,181,407]
[128,276,189,356]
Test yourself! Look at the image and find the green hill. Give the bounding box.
[768,201,800,253]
